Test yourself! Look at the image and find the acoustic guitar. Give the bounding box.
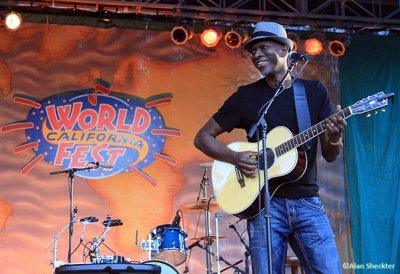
[211,92,394,219]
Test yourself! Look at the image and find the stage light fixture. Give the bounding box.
[224,28,248,49]
[304,38,323,55]
[287,32,298,52]
[201,27,222,48]
[170,25,193,46]
[4,11,22,31]
[98,10,111,23]
[328,34,351,57]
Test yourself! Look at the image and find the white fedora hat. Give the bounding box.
[244,22,293,51]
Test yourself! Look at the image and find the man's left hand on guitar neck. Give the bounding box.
[321,105,347,161]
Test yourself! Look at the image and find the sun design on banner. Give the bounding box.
[0,81,181,184]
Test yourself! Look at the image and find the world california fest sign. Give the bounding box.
[0,80,181,184]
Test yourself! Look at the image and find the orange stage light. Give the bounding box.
[201,27,222,48]
[304,38,323,55]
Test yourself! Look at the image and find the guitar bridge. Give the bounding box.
[235,167,245,188]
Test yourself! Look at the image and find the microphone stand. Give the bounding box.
[247,58,301,273]
[229,224,250,274]
[50,164,100,263]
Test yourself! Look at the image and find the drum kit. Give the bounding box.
[47,162,249,274]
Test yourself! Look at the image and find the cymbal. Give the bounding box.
[183,200,219,212]
[199,162,213,168]
[191,235,227,242]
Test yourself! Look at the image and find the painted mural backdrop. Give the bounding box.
[0,22,351,273]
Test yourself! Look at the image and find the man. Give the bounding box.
[194,22,345,273]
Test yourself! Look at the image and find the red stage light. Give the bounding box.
[328,40,346,57]
[201,28,222,48]
[224,28,248,49]
[170,25,193,46]
[304,38,323,55]
[328,35,350,57]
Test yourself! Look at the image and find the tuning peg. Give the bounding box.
[375,110,378,115]
[382,109,386,112]
[366,113,371,118]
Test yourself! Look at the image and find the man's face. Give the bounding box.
[249,40,288,76]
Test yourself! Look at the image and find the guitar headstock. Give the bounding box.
[351,92,395,116]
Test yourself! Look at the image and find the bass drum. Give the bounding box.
[143,260,179,274]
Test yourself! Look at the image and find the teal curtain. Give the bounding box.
[340,35,400,273]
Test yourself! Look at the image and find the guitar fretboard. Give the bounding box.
[275,107,352,157]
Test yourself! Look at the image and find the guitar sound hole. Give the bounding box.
[257,148,274,170]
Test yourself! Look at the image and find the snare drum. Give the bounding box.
[149,224,187,266]
[143,260,179,274]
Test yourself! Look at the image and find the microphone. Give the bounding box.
[171,211,181,227]
[288,51,308,61]
[96,162,114,169]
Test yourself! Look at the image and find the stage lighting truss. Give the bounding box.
[200,27,222,48]
[4,11,23,31]
[224,28,248,49]
[328,34,351,57]
[170,25,193,46]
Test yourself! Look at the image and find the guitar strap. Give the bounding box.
[293,79,313,151]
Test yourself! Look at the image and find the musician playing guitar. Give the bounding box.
[194,22,346,274]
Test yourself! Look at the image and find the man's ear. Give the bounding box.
[280,45,289,57]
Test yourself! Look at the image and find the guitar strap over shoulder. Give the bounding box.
[293,79,313,150]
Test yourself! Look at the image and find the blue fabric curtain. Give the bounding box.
[340,34,400,273]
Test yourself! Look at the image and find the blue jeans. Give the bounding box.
[247,197,341,274]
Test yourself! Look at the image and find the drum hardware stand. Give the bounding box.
[141,231,157,260]
[50,163,101,263]
[83,214,121,262]
[191,241,245,274]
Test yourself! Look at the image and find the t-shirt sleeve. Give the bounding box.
[212,90,243,133]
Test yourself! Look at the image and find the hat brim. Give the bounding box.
[244,36,293,52]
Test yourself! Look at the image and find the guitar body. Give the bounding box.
[211,126,307,219]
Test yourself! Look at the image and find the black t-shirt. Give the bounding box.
[213,78,333,198]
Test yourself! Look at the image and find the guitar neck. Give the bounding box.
[275,106,353,157]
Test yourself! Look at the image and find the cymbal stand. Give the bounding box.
[214,212,222,274]
[199,169,213,274]
[46,218,77,271]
